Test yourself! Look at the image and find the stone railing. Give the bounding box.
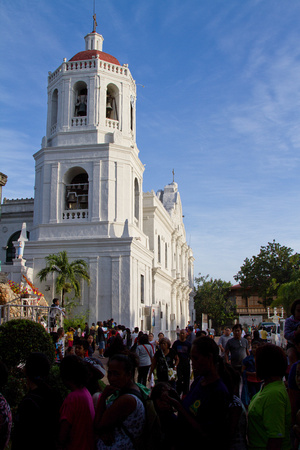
[72,117,87,127]
[62,210,88,221]
[105,119,119,129]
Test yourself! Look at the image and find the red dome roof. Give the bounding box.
[69,50,120,66]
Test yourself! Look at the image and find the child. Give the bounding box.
[75,339,88,359]
[52,332,63,364]
[65,346,75,356]
[242,340,262,404]
[151,382,178,448]
[59,355,95,450]
[221,362,247,450]
[66,327,75,348]
[83,356,106,409]
[87,334,95,357]
[57,327,65,358]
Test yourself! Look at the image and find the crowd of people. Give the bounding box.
[1,299,300,449]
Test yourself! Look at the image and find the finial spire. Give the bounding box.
[172,168,175,183]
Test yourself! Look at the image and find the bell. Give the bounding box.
[67,192,77,202]
[78,103,87,116]
[106,101,113,111]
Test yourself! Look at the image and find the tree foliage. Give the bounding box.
[194,274,237,329]
[234,240,300,307]
[0,319,55,369]
[272,278,300,315]
[37,250,90,307]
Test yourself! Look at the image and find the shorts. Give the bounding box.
[98,341,105,350]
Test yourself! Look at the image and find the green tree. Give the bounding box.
[234,240,300,307]
[272,278,300,315]
[37,250,90,307]
[194,274,237,330]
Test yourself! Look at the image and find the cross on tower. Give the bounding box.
[93,13,97,32]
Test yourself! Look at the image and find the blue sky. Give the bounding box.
[1,0,300,284]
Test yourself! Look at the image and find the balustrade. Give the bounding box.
[48,58,132,85]
[106,119,119,129]
[72,117,87,127]
[62,210,88,220]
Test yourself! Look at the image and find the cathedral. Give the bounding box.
[0,24,194,338]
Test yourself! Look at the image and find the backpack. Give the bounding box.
[120,385,164,450]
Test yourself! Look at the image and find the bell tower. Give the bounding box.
[45,30,136,149]
[31,26,144,241]
[24,22,153,328]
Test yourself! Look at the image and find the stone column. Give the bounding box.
[49,163,60,223]
[91,161,100,222]
[111,256,121,323]
[88,256,99,321]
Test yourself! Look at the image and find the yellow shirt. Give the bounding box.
[260,329,267,340]
[67,331,74,342]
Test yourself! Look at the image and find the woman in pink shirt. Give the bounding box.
[59,355,95,450]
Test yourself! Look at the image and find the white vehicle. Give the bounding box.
[258,321,286,347]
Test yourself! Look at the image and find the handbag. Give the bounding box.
[167,367,177,381]
[161,351,177,381]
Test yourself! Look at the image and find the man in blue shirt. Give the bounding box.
[172,329,191,397]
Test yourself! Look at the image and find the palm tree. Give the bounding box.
[37,251,90,307]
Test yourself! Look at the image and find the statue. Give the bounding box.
[17,222,28,259]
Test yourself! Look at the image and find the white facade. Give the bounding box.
[0,29,194,337]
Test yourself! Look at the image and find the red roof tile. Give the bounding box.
[70,50,120,66]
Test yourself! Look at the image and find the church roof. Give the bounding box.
[69,50,120,65]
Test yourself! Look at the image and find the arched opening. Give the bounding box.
[64,168,89,211]
[106,84,119,121]
[51,89,58,127]
[73,81,88,117]
[6,230,30,264]
[130,96,134,131]
[134,178,139,222]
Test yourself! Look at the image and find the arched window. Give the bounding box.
[134,178,139,222]
[64,168,89,210]
[6,230,30,264]
[106,84,119,121]
[130,103,133,131]
[130,95,134,131]
[73,81,88,117]
[51,89,58,127]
